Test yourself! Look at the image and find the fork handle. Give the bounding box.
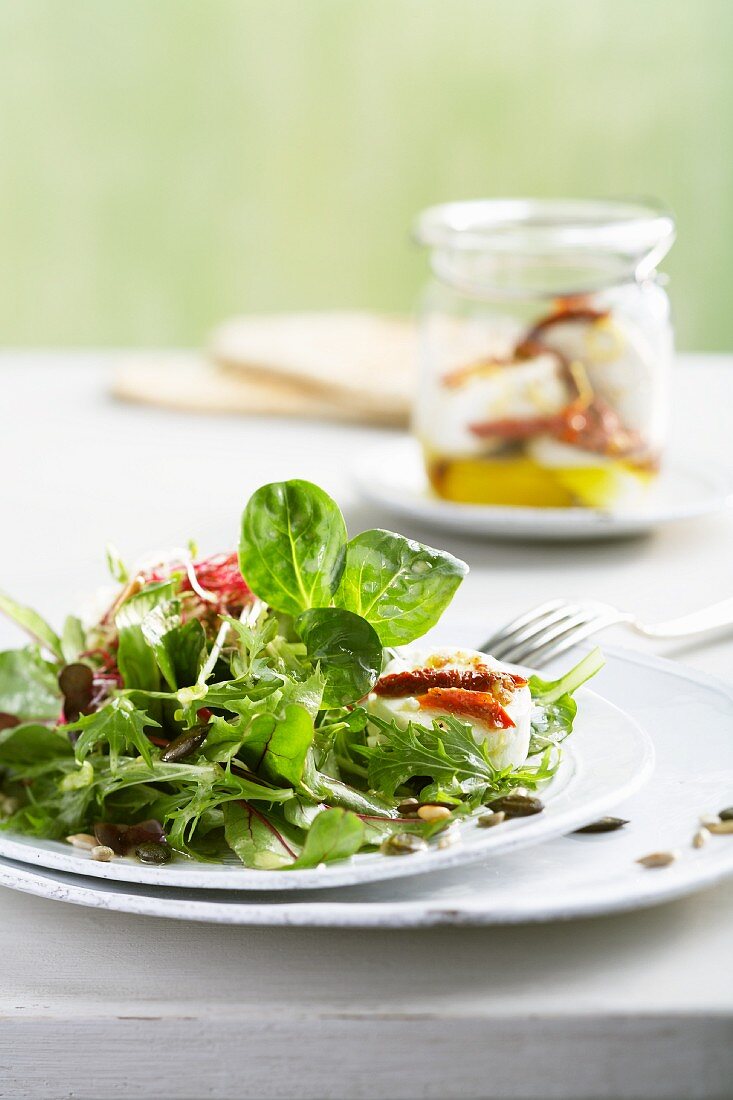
[637,596,733,638]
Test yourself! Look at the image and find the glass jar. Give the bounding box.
[413,199,675,509]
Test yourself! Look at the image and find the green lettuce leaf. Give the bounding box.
[239,703,315,788]
[0,592,63,660]
[67,696,158,769]
[115,580,179,691]
[0,648,62,721]
[0,721,73,767]
[289,807,364,869]
[223,800,299,869]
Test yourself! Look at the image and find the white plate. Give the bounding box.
[353,438,733,541]
[0,648,729,924]
[0,679,653,890]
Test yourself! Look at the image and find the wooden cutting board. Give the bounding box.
[113,313,415,427]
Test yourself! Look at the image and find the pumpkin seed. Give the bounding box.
[488,793,543,818]
[573,817,628,834]
[160,726,208,763]
[692,828,709,849]
[636,850,678,868]
[417,804,452,823]
[477,810,506,828]
[708,820,733,835]
[136,841,172,864]
[380,833,428,856]
[719,807,733,821]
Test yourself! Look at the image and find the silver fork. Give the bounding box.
[480,596,733,666]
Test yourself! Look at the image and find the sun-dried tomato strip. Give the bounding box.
[374,668,526,698]
[468,413,565,441]
[416,688,515,729]
[519,306,610,349]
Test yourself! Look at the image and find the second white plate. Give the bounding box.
[0,649,729,925]
[0,682,653,890]
[353,438,732,541]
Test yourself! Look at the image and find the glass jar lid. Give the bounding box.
[414,198,675,297]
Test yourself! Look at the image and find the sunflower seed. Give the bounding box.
[692,828,710,849]
[437,826,461,850]
[380,833,428,856]
[708,820,733,835]
[573,817,628,834]
[477,810,506,828]
[719,807,733,821]
[90,845,115,862]
[636,850,678,869]
[66,833,97,850]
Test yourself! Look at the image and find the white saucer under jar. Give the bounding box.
[413,198,676,509]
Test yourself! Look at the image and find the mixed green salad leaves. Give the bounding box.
[0,480,602,870]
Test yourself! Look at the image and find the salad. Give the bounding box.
[0,480,602,870]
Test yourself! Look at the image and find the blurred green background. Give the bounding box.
[0,0,730,350]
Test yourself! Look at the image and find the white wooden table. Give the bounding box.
[0,352,731,1100]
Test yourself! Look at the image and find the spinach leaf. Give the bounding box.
[239,703,315,787]
[223,801,299,869]
[0,648,62,721]
[0,721,73,767]
[0,592,63,660]
[289,807,364,868]
[334,529,468,646]
[67,696,158,769]
[296,607,382,707]
[239,480,347,617]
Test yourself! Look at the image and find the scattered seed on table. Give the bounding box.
[90,845,115,862]
[66,833,97,850]
[477,811,506,828]
[636,850,678,869]
[692,828,710,849]
[573,817,628,834]
[708,820,733,835]
[417,804,452,823]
